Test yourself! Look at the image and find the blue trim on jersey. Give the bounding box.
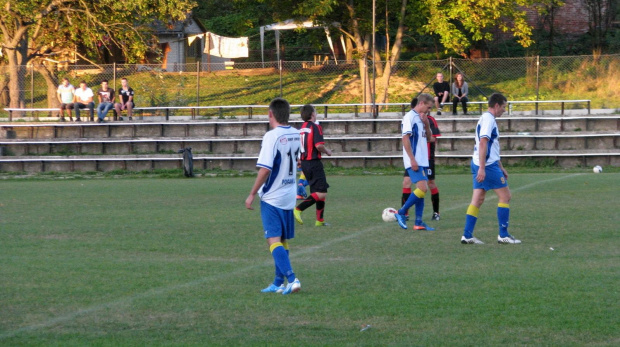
[411,123,420,157]
[487,127,498,161]
[261,150,282,194]
[477,124,498,161]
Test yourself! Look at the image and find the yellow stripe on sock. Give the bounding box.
[269,242,283,253]
[498,203,510,208]
[466,204,480,217]
[281,241,289,250]
[414,188,426,199]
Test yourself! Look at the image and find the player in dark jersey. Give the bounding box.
[294,104,333,227]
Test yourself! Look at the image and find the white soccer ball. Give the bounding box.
[382,207,398,222]
[593,165,603,173]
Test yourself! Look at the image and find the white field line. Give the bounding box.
[0,173,584,339]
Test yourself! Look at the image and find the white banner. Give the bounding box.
[205,32,249,58]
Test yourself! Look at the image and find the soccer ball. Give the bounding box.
[382,207,398,222]
[593,165,603,173]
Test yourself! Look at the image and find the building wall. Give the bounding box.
[524,0,593,36]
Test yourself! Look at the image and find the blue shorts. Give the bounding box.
[405,167,428,184]
[471,161,508,191]
[260,201,295,240]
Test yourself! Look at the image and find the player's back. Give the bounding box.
[257,126,301,210]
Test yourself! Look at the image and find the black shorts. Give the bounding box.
[403,160,436,180]
[301,160,329,193]
[427,160,436,180]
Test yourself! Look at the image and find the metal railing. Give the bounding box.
[3,99,592,122]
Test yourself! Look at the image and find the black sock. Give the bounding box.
[431,192,439,214]
[297,195,317,212]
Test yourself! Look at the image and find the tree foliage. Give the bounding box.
[0,0,196,108]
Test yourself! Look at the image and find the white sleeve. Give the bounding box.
[401,113,413,136]
[256,132,275,170]
[479,114,494,139]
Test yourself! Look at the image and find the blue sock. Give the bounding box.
[414,198,425,224]
[497,203,510,237]
[399,188,425,216]
[463,205,479,238]
[270,242,295,283]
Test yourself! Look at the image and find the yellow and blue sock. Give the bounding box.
[497,203,510,237]
[399,188,425,216]
[298,172,308,187]
[270,242,295,283]
[463,204,479,238]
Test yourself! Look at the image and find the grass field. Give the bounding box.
[0,172,618,346]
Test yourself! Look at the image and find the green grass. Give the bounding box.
[0,172,618,346]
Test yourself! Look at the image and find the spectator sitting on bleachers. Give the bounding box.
[451,72,469,115]
[433,72,450,115]
[96,80,115,123]
[72,81,95,122]
[114,78,135,121]
[56,78,75,122]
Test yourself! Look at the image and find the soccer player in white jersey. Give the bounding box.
[461,93,521,245]
[394,93,435,231]
[245,98,302,294]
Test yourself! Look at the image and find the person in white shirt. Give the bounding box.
[461,92,521,245]
[394,93,436,231]
[245,98,302,295]
[56,78,75,122]
[72,81,95,122]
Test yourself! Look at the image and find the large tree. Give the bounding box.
[0,0,195,110]
[224,0,550,110]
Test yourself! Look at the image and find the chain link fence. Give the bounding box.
[1,54,618,118]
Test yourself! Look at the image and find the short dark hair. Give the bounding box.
[121,77,128,81]
[80,81,87,85]
[62,77,69,82]
[269,98,290,124]
[410,97,418,109]
[488,93,507,108]
[101,79,108,83]
[300,104,315,121]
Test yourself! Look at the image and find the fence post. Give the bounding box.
[536,55,540,103]
[587,100,590,115]
[113,62,117,92]
[323,105,328,119]
[165,108,169,121]
[30,65,34,110]
[279,60,283,98]
[196,61,200,109]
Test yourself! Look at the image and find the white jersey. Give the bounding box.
[401,109,429,169]
[473,112,501,166]
[256,125,301,210]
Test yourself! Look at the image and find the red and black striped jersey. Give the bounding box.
[427,115,441,160]
[299,121,325,161]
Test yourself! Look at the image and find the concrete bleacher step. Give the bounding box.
[0,114,618,172]
[1,132,617,156]
[1,149,618,173]
[1,115,618,139]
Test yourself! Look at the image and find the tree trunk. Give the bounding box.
[6,34,29,115]
[378,0,408,107]
[35,63,61,117]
